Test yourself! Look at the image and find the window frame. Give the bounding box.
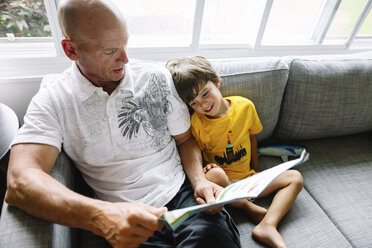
[0,0,371,82]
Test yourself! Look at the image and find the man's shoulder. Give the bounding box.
[40,66,73,89]
[129,59,168,75]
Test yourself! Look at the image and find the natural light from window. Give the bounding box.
[261,0,326,45]
[111,0,196,47]
[324,0,367,44]
[358,4,372,36]
[200,0,265,46]
[0,0,371,59]
[0,0,51,39]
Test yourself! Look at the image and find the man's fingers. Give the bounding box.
[195,196,206,205]
[127,206,166,232]
[146,206,168,217]
[202,186,216,205]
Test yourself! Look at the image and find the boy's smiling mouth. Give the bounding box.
[205,103,214,113]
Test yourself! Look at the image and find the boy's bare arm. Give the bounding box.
[173,129,223,213]
[250,134,260,172]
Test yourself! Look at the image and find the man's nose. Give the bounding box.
[117,49,129,64]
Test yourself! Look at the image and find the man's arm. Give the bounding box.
[6,143,165,248]
[250,134,260,172]
[173,129,223,213]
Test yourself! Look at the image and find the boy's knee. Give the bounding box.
[206,167,230,187]
[288,170,303,188]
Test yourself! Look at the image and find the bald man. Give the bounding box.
[5,0,241,247]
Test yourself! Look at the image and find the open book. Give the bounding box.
[160,149,309,230]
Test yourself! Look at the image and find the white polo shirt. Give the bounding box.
[13,61,190,207]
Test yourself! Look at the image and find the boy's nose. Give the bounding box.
[200,100,208,108]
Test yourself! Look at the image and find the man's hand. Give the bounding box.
[193,179,224,214]
[97,202,167,248]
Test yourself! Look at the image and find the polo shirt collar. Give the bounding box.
[71,62,134,102]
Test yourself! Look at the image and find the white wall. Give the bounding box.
[0,78,42,124]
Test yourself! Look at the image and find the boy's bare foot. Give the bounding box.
[252,222,287,248]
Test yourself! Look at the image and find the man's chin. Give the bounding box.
[110,72,125,82]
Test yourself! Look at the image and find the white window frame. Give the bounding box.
[1,0,372,83]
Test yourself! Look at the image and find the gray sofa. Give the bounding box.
[1,52,372,248]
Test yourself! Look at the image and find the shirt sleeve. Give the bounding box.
[248,100,263,135]
[12,79,63,151]
[164,69,191,136]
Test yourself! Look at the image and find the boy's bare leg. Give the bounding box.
[204,164,267,224]
[252,170,303,248]
[229,199,267,224]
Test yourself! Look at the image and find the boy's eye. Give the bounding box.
[202,91,209,97]
[190,101,197,106]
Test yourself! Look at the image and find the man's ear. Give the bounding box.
[61,39,78,60]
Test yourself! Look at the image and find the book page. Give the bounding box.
[161,149,309,230]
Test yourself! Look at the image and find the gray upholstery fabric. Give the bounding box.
[228,154,353,248]
[2,54,372,248]
[229,190,352,248]
[297,132,372,248]
[211,57,289,142]
[0,151,80,248]
[276,57,372,140]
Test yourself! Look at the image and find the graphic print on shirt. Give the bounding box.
[214,131,247,168]
[117,73,173,149]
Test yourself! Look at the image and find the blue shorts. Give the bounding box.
[140,178,241,248]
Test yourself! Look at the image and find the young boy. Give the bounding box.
[166,56,303,248]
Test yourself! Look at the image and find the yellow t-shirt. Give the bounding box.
[191,96,263,180]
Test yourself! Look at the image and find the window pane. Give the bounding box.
[111,0,195,47]
[357,7,372,36]
[262,0,326,45]
[200,0,265,45]
[324,0,367,43]
[0,0,51,38]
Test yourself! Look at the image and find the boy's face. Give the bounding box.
[189,80,228,118]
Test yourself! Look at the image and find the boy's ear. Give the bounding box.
[61,39,78,60]
[215,79,222,88]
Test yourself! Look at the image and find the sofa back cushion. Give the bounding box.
[211,57,288,142]
[275,55,372,140]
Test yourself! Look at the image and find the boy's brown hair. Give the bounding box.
[166,56,220,104]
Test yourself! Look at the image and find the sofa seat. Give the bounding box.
[296,132,372,248]
[230,131,372,247]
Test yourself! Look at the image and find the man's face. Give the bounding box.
[76,25,129,85]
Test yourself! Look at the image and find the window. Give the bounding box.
[0,0,371,62]
[261,0,326,45]
[324,0,368,44]
[0,0,51,39]
[200,0,265,46]
[111,0,196,47]
[358,5,372,37]
[0,0,62,58]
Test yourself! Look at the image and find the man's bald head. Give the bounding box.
[57,0,127,43]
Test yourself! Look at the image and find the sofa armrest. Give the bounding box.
[0,150,81,248]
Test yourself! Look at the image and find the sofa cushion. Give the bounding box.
[211,57,288,142]
[0,151,80,248]
[229,154,352,247]
[295,132,372,248]
[275,56,372,140]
